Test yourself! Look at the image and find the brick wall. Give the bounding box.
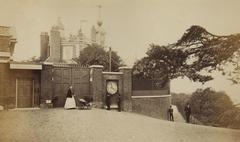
[40,65,53,104]
[102,73,123,107]
[0,63,41,109]
[132,96,171,120]
[131,80,171,120]
[119,67,132,111]
[90,65,104,108]
[90,66,133,111]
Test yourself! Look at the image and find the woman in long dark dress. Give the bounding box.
[64,86,76,109]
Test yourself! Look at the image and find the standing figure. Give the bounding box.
[64,86,76,109]
[106,93,111,110]
[184,103,191,123]
[117,92,121,112]
[168,105,174,121]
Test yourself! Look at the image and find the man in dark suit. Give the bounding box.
[117,93,121,112]
[106,93,111,110]
[184,103,191,123]
[168,105,174,121]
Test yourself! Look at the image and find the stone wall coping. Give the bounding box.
[0,60,9,63]
[61,41,83,45]
[43,61,54,65]
[10,61,42,65]
[102,71,123,75]
[132,95,171,99]
[0,34,11,37]
[0,52,11,57]
[90,65,104,68]
[119,66,132,70]
[10,63,42,70]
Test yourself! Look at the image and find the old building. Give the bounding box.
[41,18,106,64]
[0,26,42,109]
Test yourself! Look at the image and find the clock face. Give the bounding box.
[106,81,118,95]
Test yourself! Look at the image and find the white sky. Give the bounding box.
[1,0,240,103]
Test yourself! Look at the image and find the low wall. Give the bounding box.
[132,95,171,120]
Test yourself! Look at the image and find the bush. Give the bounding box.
[217,108,240,129]
[172,88,240,129]
[189,88,233,125]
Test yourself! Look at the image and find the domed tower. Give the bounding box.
[91,5,106,47]
[55,17,65,40]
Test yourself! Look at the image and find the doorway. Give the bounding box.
[16,78,34,108]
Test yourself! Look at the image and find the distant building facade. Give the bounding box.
[41,18,106,64]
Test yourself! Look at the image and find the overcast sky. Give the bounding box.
[1,0,240,103]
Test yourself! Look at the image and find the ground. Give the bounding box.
[0,108,240,142]
[172,105,185,122]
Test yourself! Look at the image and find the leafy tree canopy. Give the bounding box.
[133,25,240,84]
[217,107,240,129]
[172,88,240,129]
[75,44,125,71]
[189,88,233,125]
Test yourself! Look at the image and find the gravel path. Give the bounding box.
[0,108,239,142]
[172,105,186,122]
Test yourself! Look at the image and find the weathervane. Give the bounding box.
[96,5,103,26]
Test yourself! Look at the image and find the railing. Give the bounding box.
[132,79,169,90]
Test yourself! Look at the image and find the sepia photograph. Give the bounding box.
[0,0,240,141]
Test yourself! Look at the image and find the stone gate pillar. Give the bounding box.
[119,67,132,111]
[90,65,104,108]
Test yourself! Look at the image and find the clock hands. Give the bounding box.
[107,81,118,95]
[110,82,113,89]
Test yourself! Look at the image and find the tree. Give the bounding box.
[217,108,240,129]
[75,44,125,71]
[189,88,234,125]
[172,88,240,129]
[24,56,41,63]
[133,25,240,85]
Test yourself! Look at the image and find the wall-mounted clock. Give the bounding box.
[106,81,118,95]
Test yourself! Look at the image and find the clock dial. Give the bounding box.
[106,81,118,94]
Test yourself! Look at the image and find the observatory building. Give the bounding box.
[41,18,106,64]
